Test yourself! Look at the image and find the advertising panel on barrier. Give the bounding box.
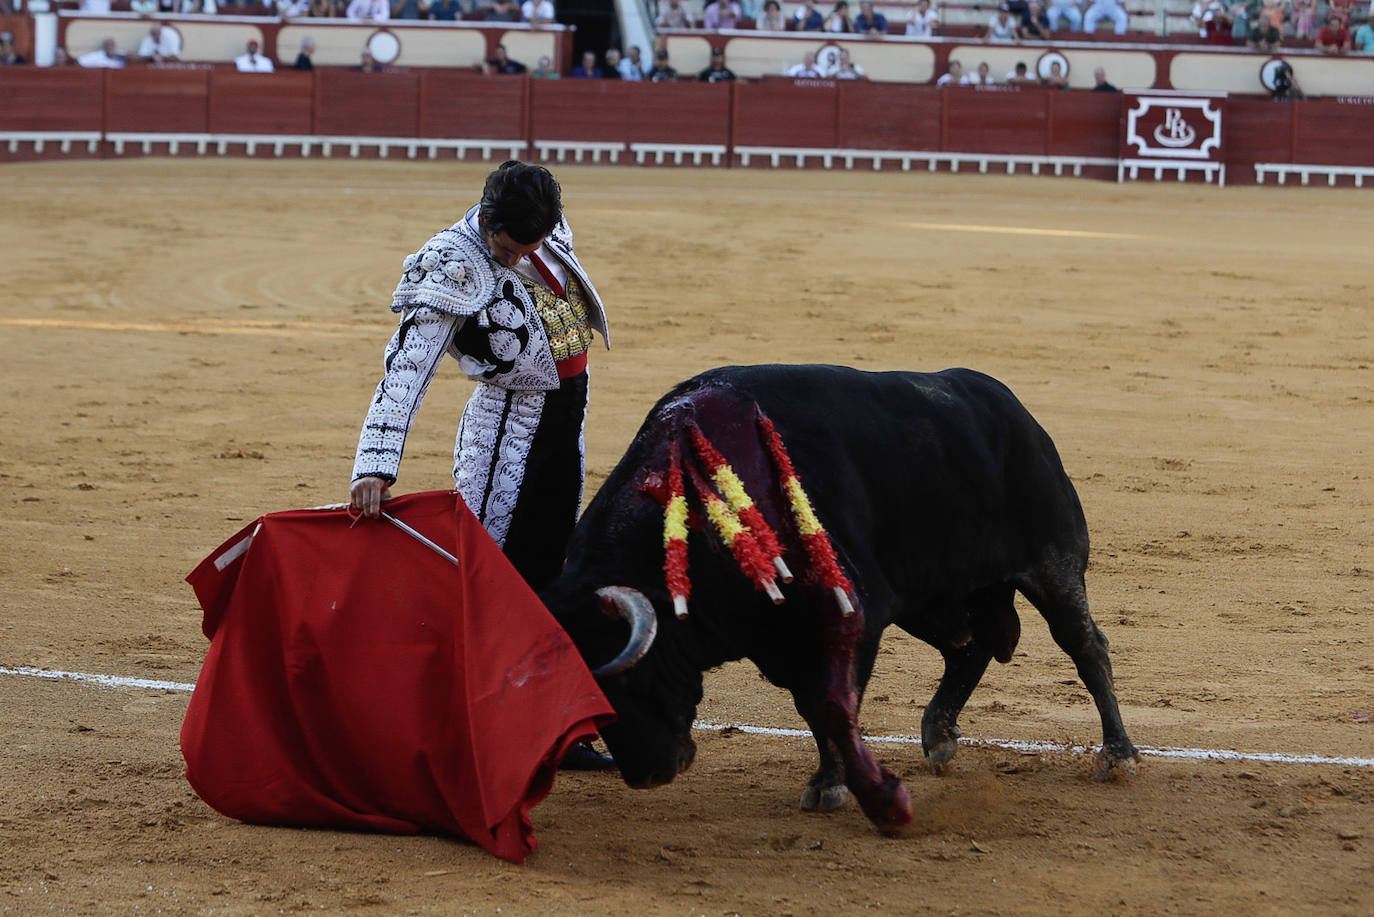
[1119,89,1227,185]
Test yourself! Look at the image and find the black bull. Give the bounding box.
[541,364,1138,831]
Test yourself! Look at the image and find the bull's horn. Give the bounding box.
[590,586,659,677]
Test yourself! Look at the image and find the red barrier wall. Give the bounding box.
[419,71,526,140]
[1048,92,1123,158]
[9,68,1374,183]
[314,70,419,137]
[626,83,731,146]
[209,71,314,135]
[734,80,838,149]
[0,67,105,131]
[105,68,209,133]
[530,80,632,142]
[838,82,940,151]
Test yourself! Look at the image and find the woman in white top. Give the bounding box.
[960,61,996,85]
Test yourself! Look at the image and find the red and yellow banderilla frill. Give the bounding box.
[685,422,793,584]
[756,412,856,616]
[681,454,784,605]
[663,440,691,619]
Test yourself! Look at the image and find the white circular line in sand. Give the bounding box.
[5,665,1371,769]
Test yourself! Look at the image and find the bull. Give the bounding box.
[542,364,1138,831]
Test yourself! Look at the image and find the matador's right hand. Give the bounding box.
[349,476,393,520]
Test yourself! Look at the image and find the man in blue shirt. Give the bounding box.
[854,1,888,35]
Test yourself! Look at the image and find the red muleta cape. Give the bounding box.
[181,490,614,863]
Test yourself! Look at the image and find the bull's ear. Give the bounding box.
[591,586,658,677]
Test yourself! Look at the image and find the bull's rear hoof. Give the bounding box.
[1095,750,1140,780]
[800,784,850,812]
[854,771,913,832]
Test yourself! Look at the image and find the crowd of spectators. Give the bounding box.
[59,0,565,21]
[1190,0,1372,51]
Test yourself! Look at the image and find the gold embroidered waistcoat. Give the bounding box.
[520,275,594,363]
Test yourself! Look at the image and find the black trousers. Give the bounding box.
[500,371,588,593]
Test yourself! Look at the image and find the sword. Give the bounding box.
[380,512,459,567]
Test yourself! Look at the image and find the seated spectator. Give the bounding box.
[1201,1,1231,43]
[603,48,624,78]
[786,49,822,76]
[277,0,309,16]
[824,1,853,31]
[1289,0,1315,40]
[312,0,344,17]
[1091,65,1117,90]
[235,40,275,72]
[987,5,1018,41]
[699,46,736,81]
[620,46,644,79]
[131,0,159,14]
[429,0,461,18]
[0,31,26,66]
[1248,0,1283,51]
[1315,14,1352,54]
[486,42,527,73]
[1006,60,1037,83]
[1045,0,1082,31]
[1355,15,1374,53]
[935,59,963,85]
[293,37,316,70]
[1018,1,1052,39]
[78,38,126,68]
[1041,59,1068,88]
[522,0,555,26]
[647,47,678,81]
[758,0,786,31]
[703,0,741,29]
[347,0,390,20]
[854,1,888,36]
[906,0,939,37]
[357,49,381,72]
[1189,0,1220,36]
[532,55,559,78]
[392,0,424,18]
[1328,0,1356,23]
[1082,0,1128,34]
[794,0,826,31]
[960,60,995,85]
[570,49,602,77]
[79,0,113,12]
[484,0,520,21]
[834,47,865,77]
[137,23,182,63]
[657,0,690,28]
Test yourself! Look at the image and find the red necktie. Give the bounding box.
[528,251,565,298]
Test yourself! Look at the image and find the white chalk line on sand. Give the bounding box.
[5,665,1372,770]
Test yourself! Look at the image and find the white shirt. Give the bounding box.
[277,0,310,15]
[79,0,112,11]
[78,48,125,68]
[935,72,959,85]
[987,14,1017,41]
[521,0,554,21]
[346,0,390,20]
[906,8,938,36]
[786,61,821,77]
[137,29,182,60]
[960,72,995,85]
[235,52,275,73]
[618,57,643,80]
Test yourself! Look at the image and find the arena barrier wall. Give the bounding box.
[6,67,1374,185]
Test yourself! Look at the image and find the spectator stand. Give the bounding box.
[53,9,573,72]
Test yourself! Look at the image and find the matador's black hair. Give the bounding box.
[478,161,563,246]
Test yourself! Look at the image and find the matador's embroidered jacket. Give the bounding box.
[351,207,610,489]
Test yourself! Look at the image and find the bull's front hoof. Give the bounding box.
[924,738,959,775]
[1095,749,1140,780]
[800,784,850,812]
